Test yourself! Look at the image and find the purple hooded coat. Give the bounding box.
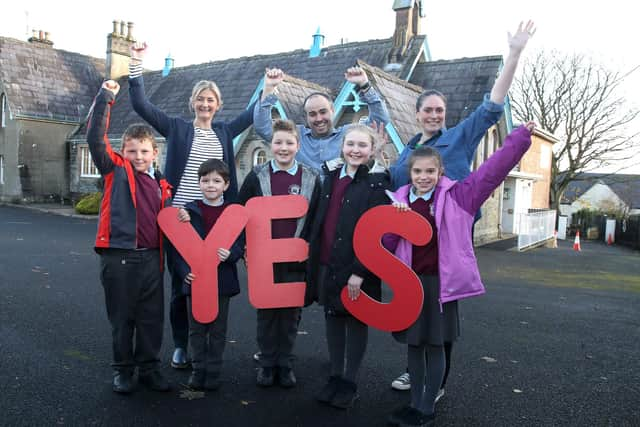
[383,125,532,305]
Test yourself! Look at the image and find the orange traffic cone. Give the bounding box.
[607,233,613,245]
[573,231,582,251]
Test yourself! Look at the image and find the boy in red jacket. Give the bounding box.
[88,80,172,394]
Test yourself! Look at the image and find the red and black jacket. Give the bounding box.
[87,89,172,262]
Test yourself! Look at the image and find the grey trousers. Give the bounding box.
[257,264,304,368]
[99,249,164,375]
[187,295,230,375]
[257,306,301,368]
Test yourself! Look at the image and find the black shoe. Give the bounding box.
[171,347,190,369]
[277,367,297,388]
[139,370,171,392]
[330,379,358,409]
[396,406,436,427]
[204,372,221,391]
[387,405,411,425]
[256,367,275,387]
[187,370,206,390]
[316,375,341,404]
[112,372,135,394]
[389,406,434,427]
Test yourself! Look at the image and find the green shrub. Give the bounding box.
[75,192,102,215]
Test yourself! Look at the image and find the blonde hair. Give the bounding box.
[189,80,223,111]
[342,124,378,148]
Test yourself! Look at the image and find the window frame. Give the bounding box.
[79,146,101,178]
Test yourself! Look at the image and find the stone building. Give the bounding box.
[2,1,537,244]
[0,31,104,202]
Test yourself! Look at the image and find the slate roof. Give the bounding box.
[560,173,640,209]
[95,36,428,137]
[357,60,423,144]
[409,55,503,128]
[0,37,105,122]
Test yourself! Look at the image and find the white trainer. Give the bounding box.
[391,372,411,391]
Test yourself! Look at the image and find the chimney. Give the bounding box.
[27,29,54,46]
[388,0,424,64]
[309,27,325,58]
[106,20,135,80]
[162,54,174,77]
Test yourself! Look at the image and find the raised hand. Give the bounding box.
[508,20,536,53]
[525,120,536,133]
[344,66,368,87]
[102,80,120,96]
[265,68,284,90]
[261,68,284,99]
[130,41,148,62]
[369,121,389,163]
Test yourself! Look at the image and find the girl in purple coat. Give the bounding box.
[384,122,534,427]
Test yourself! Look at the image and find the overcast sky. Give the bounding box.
[2,0,639,171]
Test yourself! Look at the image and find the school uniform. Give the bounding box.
[308,163,390,314]
[237,160,320,370]
[87,88,172,377]
[171,199,244,378]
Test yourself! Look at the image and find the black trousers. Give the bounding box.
[99,249,164,374]
[187,295,230,375]
[165,243,189,350]
[169,272,189,349]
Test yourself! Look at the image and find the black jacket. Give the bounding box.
[308,164,390,314]
[170,200,244,297]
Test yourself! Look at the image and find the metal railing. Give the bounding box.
[517,209,557,251]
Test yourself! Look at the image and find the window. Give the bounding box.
[540,144,551,169]
[80,146,100,177]
[253,148,267,167]
[0,155,4,185]
[1,94,6,128]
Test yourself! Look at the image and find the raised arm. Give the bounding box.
[128,42,174,137]
[86,81,122,175]
[456,122,534,213]
[490,20,535,104]
[344,66,391,128]
[252,68,284,143]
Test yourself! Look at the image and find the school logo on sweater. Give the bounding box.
[288,184,301,195]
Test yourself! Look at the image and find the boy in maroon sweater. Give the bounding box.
[238,120,321,388]
[88,80,172,394]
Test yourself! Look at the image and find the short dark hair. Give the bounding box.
[302,92,333,112]
[408,145,444,171]
[122,123,157,150]
[198,158,230,182]
[415,89,447,112]
[272,119,299,141]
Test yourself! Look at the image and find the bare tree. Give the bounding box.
[510,50,639,210]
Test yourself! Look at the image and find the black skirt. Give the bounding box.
[393,274,460,346]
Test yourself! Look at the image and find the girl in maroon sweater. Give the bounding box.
[309,124,390,409]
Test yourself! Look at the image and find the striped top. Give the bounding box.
[172,127,224,207]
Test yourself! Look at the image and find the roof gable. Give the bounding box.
[356,60,423,145]
[561,173,640,208]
